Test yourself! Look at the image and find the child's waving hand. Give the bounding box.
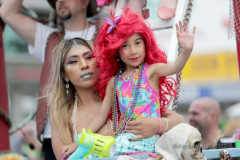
[175,21,196,52]
[149,21,196,78]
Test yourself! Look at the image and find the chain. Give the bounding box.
[171,0,194,111]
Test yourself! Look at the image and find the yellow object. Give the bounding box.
[76,128,116,158]
[88,130,116,157]
[0,152,25,160]
[157,154,164,160]
[182,53,239,81]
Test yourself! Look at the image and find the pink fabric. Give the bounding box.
[96,0,107,6]
[236,127,240,140]
[124,152,158,158]
[117,64,161,120]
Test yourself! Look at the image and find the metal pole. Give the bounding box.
[0,4,10,150]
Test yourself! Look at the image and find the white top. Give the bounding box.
[28,22,96,63]
[72,94,78,139]
[28,22,96,139]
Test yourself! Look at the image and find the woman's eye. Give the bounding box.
[68,60,77,64]
[86,56,92,59]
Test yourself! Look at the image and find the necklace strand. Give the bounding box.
[119,66,139,81]
[112,63,145,137]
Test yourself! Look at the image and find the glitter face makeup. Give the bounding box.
[63,44,99,89]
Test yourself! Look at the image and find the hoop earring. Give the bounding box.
[66,80,69,97]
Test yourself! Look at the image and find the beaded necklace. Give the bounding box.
[119,67,138,81]
[112,63,145,137]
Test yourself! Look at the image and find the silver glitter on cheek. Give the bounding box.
[67,65,70,69]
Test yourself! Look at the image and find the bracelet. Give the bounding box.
[157,117,161,134]
[162,117,168,134]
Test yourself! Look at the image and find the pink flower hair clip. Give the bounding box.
[104,15,121,34]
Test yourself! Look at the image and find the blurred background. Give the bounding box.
[1,0,240,156]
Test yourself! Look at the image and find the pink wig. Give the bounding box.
[93,8,177,115]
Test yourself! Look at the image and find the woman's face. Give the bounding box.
[63,44,99,89]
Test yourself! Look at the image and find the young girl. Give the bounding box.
[65,8,195,156]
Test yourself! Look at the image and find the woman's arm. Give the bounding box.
[161,108,185,132]
[125,108,185,141]
[51,117,67,160]
[150,21,196,78]
[85,77,114,133]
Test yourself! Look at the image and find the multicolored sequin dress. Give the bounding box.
[114,63,161,155]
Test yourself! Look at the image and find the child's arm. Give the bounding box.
[151,21,196,78]
[85,77,115,133]
[105,131,114,136]
[104,114,124,137]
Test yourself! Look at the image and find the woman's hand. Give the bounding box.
[125,117,159,141]
[125,109,185,141]
[176,21,196,51]
[62,141,78,158]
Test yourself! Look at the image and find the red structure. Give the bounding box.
[233,0,240,78]
[0,4,10,150]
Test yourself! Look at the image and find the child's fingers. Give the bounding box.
[175,23,179,32]
[176,31,180,38]
[192,26,196,35]
[179,21,184,33]
[184,21,189,33]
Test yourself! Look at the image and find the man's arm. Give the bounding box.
[0,0,36,46]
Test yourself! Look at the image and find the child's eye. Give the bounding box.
[123,44,128,48]
[136,41,141,45]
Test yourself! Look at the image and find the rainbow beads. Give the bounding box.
[112,63,145,137]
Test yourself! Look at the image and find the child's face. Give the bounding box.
[119,33,146,68]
